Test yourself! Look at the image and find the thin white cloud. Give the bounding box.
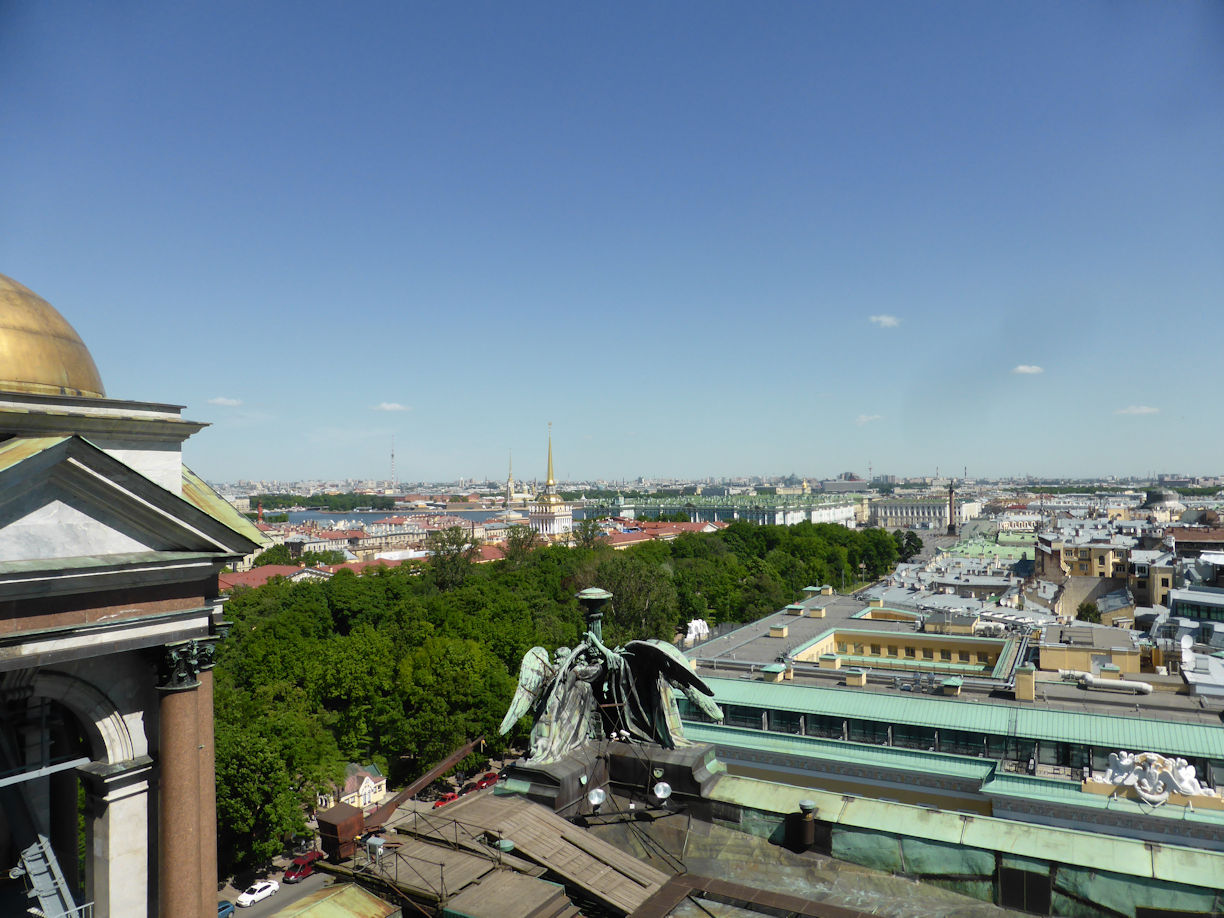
[208,396,242,407]
[1115,405,1158,415]
[1012,365,1044,375]
[372,402,410,412]
[856,414,882,426]
[869,314,900,328]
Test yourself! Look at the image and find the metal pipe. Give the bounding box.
[1081,673,1153,695]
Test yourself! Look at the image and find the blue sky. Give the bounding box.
[3,2,1222,483]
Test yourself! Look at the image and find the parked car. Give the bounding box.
[218,902,236,918]
[236,880,279,907]
[432,791,458,809]
[284,850,325,883]
[475,772,499,790]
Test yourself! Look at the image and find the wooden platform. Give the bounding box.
[390,793,669,915]
[443,870,581,918]
[364,836,497,902]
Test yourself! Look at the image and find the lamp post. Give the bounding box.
[575,587,613,641]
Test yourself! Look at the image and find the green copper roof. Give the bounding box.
[0,435,69,472]
[683,722,997,782]
[182,466,269,546]
[980,773,1224,829]
[699,677,1224,760]
[709,774,1224,892]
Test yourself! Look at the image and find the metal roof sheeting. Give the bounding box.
[181,466,269,546]
[709,774,1224,892]
[700,677,1224,760]
[684,722,996,781]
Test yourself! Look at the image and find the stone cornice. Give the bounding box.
[0,552,221,602]
[0,605,214,673]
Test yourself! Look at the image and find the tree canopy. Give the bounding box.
[213,518,899,874]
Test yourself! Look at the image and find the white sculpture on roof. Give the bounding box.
[1094,751,1217,806]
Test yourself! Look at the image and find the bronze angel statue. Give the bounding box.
[499,590,723,764]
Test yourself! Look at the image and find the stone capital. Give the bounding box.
[156,638,219,692]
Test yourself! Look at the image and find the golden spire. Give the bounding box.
[546,422,555,488]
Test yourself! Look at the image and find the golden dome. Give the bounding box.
[0,273,105,398]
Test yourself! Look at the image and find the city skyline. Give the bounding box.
[4,2,1222,481]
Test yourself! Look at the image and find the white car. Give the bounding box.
[236,880,279,907]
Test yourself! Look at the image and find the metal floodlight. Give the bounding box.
[587,787,607,808]
[652,781,672,801]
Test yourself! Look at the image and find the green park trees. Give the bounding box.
[1077,600,1102,623]
[425,525,480,590]
[212,517,910,875]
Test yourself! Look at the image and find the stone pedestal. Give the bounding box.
[606,742,723,802]
[80,757,153,918]
[503,743,725,815]
[502,754,608,816]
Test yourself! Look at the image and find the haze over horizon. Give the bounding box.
[4,2,1221,482]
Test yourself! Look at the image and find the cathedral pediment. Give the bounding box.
[0,436,259,564]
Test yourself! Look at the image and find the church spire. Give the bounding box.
[546,422,555,488]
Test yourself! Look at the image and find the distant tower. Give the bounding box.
[947,479,957,536]
[505,450,515,508]
[391,435,397,492]
[529,424,573,540]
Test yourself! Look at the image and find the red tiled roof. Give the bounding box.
[1168,528,1224,542]
[309,529,364,540]
[219,565,304,590]
[607,531,653,547]
[476,544,506,563]
[322,560,401,575]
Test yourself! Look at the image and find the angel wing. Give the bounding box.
[679,681,724,723]
[626,639,724,723]
[499,646,555,735]
[624,639,716,695]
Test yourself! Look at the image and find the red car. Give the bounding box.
[432,792,459,809]
[474,772,499,790]
[283,850,324,884]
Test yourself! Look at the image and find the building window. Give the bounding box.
[958,651,970,663]
[805,714,844,739]
[837,642,848,654]
[871,644,881,656]
[724,704,765,730]
[893,723,937,750]
[768,710,802,734]
[888,645,899,657]
[905,647,916,658]
[941,730,986,756]
[848,719,889,744]
[922,648,934,660]
[1161,577,1170,587]
[940,649,951,661]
